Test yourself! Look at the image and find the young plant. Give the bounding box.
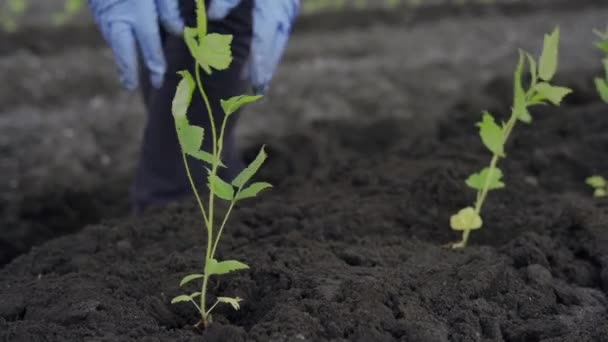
[169,0,271,329]
[585,30,608,197]
[586,176,608,198]
[449,28,571,248]
[593,28,608,103]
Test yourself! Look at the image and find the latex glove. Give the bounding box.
[88,0,184,90]
[208,0,300,94]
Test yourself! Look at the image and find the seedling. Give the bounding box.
[170,0,271,329]
[586,176,608,198]
[450,28,571,248]
[593,27,608,103]
[585,29,608,196]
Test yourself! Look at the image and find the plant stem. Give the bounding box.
[457,108,521,248]
[211,198,237,258]
[194,64,219,323]
[181,152,209,226]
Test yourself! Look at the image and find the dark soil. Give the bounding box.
[2,81,608,342]
[2,4,608,342]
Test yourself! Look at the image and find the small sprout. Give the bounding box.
[450,27,571,248]
[586,176,608,198]
[170,0,269,329]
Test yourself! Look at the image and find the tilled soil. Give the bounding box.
[2,3,608,342]
[2,4,608,267]
[2,98,608,341]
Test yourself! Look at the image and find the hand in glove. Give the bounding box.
[89,0,299,93]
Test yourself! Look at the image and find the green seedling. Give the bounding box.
[450,28,571,248]
[593,28,608,103]
[586,30,608,196]
[170,0,270,329]
[586,176,608,198]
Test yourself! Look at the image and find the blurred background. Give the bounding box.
[0,0,607,265]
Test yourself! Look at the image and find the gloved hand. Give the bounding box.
[89,0,299,92]
[209,0,300,94]
[250,0,300,94]
[88,0,184,90]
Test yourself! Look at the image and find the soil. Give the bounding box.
[2,3,608,342]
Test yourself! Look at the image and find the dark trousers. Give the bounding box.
[133,0,253,212]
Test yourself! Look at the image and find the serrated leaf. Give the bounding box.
[236,182,273,201]
[533,82,571,105]
[208,173,234,201]
[477,112,504,156]
[528,92,549,106]
[466,167,505,191]
[232,146,268,188]
[172,71,195,120]
[188,150,225,167]
[513,51,530,123]
[539,27,560,81]
[205,259,249,276]
[184,27,199,59]
[450,207,483,231]
[179,274,204,287]
[586,175,607,189]
[595,78,608,103]
[221,95,263,116]
[197,33,233,74]
[171,295,192,304]
[217,297,243,311]
[177,125,204,155]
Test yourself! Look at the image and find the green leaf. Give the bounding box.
[184,27,199,59]
[179,274,204,287]
[477,112,504,156]
[513,51,530,123]
[236,182,273,201]
[208,173,234,201]
[450,207,483,231]
[172,71,195,120]
[595,188,608,198]
[466,167,505,191]
[586,175,607,189]
[526,52,538,87]
[217,297,243,311]
[232,146,268,188]
[197,33,233,74]
[595,78,608,103]
[533,82,572,106]
[171,295,192,304]
[221,95,264,116]
[188,150,225,167]
[205,259,249,276]
[172,71,204,154]
[177,125,205,155]
[538,27,560,81]
[595,40,608,54]
[171,292,202,304]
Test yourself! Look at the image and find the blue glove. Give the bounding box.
[89,0,299,93]
[88,0,184,90]
[209,0,300,94]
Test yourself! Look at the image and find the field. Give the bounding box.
[1,1,608,341]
